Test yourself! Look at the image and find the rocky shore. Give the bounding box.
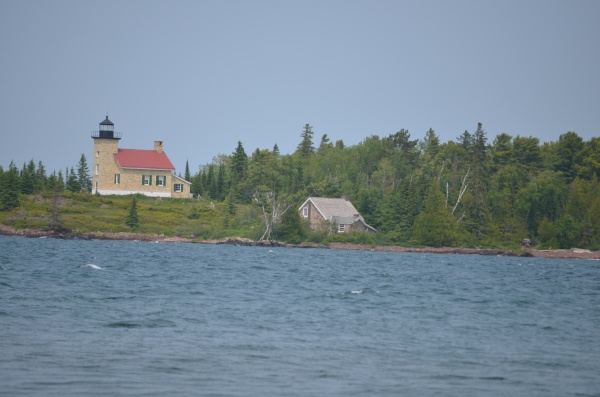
[1,224,598,260]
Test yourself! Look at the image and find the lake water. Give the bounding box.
[1,235,599,396]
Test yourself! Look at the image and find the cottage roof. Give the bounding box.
[299,197,377,231]
[114,149,175,170]
[304,197,360,219]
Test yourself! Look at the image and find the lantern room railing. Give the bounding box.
[91,131,122,139]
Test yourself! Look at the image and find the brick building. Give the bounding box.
[91,116,191,198]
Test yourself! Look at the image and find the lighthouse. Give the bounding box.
[91,116,121,193]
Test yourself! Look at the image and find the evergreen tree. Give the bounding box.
[206,164,217,199]
[66,167,80,192]
[20,161,36,195]
[56,170,66,191]
[216,162,226,201]
[125,197,139,228]
[76,153,91,192]
[296,124,315,158]
[185,160,190,181]
[273,206,306,244]
[273,143,280,157]
[36,161,47,192]
[230,141,248,202]
[411,179,463,247]
[318,133,332,154]
[0,161,21,210]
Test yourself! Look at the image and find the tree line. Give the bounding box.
[2,123,599,249]
[0,154,91,211]
[188,123,600,249]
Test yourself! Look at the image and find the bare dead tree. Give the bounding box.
[452,166,469,215]
[253,190,292,241]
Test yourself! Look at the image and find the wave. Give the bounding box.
[84,264,102,270]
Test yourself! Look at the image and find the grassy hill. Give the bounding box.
[0,192,264,241]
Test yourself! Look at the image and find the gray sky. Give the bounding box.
[1,0,598,175]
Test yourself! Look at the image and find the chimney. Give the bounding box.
[154,141,163,154]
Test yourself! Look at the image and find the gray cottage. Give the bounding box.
[298,197,376,233]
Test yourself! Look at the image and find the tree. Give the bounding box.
[76,153,91,192]
[296,124,315,158]
[125,197,139,229]
[36,161,47,192]
[411,179,463,247]
[230,141,248,202]
[20,160,36,195]
[253,190,292,241]
[273,205,306,243]
[554,131,584,181]
[66,167,80,192]
[184,160,191,181]
[0,161,21,210]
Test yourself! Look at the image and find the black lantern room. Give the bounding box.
[92,116,121,140]
[99,116,115,138]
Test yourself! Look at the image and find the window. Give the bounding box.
[156,175,166,186]
[95,181,99,190]
[303,207,308,217]
[96,151,100,157]
[114,174,120,184]
[174,184,183,192]
[338,224,345,233]
[95,164,99,175]
[142,175,152,186]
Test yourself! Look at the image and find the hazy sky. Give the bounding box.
[1,0,598,175]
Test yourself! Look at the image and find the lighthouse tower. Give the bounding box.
[91,116,121,194]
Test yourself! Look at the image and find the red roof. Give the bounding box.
[114,149,175,170]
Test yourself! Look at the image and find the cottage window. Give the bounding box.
[114,174,120,184]
[338,224,345,233]
[303,207,308,217]
[142,175,152,186]
[95,164,99,175]
[156,175,166,186]
[174,183,183,192]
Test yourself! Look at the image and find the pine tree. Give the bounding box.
[411,179,463,247]
[20,161,35,195]
[230,141,248,202]
[125,197,139,228]
[0,161,21,210]
[66,167,80,192]
[76,154,91,192]
[36,161,47,192]
[185,160,190,181]
[296,124,315,158]
[216,162,226,200]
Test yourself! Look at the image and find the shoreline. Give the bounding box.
[1,225,599,260]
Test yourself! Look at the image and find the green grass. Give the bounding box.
[0,193,231,238]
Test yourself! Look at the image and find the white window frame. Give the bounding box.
[338,224,345,233]
[157,175,165,186]
[95,164,99,175]
[303,207,308,217]
[114,173,120,184]
[143,175,151,185]
[174,183,183,192]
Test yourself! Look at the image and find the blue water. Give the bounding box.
[1,235,599,396]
